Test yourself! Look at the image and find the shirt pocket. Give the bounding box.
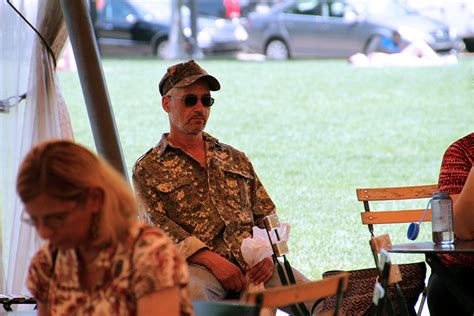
[222,168,254,224]
[155,177,197,221]
[156,176,192,193]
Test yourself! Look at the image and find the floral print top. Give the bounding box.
[27,223,194,315]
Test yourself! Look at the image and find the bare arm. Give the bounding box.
[453,168,474,240]
[137,286,181,316]
[189,249,247,292]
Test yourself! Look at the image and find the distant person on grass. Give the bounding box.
[132,60,312,312]
[349,30,457,67]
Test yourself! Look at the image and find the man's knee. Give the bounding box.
[265,261,311,288]
[188,279,214,301]
[188,264,226,301]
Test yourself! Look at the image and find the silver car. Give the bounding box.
[94,0,248,57]
[244,0,462,59]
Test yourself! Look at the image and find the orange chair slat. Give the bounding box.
[361,209,432,225]
[356,184,438,201]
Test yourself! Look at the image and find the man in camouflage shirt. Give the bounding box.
[133,60,310,304]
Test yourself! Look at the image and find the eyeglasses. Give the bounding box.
[22,205,80,230]
[171,95,215,107]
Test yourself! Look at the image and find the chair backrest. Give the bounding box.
[192,301,260,316]
[370,234,403,284]
[245,273,348,316]
[357,184,437,235]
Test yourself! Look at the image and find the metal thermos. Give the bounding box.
[431,191,454,244]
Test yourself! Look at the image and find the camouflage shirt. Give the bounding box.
[132,132,275,269]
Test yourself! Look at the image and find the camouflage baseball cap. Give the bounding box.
[158,60,221,96]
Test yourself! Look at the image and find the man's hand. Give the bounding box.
[189,249,247,292]
[248,256,275,285]
[209,256,247,291]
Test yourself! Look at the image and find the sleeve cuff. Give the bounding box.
[177,236,208,259]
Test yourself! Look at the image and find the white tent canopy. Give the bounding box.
[0,0,124,296]
[1,0,72,295]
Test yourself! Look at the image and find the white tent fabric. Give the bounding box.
[0,0,72,295]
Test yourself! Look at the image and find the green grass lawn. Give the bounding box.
[59,57,473,280]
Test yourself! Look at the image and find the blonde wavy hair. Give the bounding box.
[16,140,137,246]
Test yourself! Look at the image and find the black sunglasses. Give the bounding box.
[171,95,215,107]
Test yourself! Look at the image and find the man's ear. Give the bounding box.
[162,95,171,113]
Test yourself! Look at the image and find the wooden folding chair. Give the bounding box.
[245,273,349,316]
[356,184,437,316]
[357,184,437,263]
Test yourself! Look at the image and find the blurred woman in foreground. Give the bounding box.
[17,140,193,316]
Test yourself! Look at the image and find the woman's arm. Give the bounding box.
[453,168,474,240]
[137,286,181,316]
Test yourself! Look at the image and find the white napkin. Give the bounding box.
[240,224,291,316]
[241,224,290,266]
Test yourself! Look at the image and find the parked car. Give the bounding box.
[402,0,474,52]
[94,0,248,57]
[244,0,463,59]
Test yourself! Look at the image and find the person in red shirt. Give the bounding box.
[427,132,474,315]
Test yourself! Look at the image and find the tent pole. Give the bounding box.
[60,0,128,179]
